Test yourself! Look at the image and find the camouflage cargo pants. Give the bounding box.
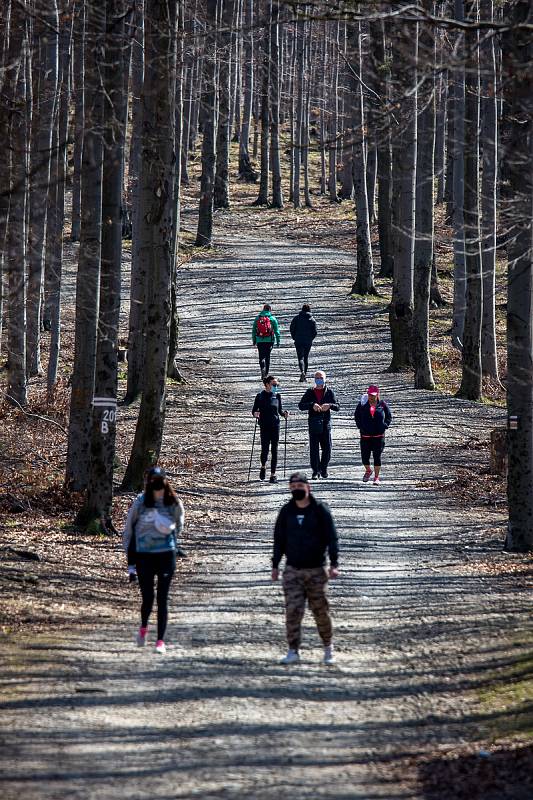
[282,564,332,649]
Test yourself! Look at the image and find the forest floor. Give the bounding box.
[1,198,532,799]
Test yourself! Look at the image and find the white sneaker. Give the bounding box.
[324,645,336,665]
[155,639,166,654]
[280,648,300,665]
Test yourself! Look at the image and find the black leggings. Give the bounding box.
[136,551,176,640]
[360,437,385,467]
[295,343,312,374]
[257,342,273,376]
[260,425,280,472]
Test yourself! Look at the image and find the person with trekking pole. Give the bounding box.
[252,303,281,378]
[252,374,288,483]
[298,370,340,479]
[290,303,317,382]
[123,466,184,653]
[354,384,392,486]
[272,471,339,665]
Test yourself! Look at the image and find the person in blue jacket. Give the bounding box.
[123,467,184,653]
[354,385,392,486]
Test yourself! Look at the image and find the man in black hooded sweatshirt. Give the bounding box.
[290,303,317,382]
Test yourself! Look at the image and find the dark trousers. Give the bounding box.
[260,425,279,472]
[360,437,385,467]
[257,342,273,376]
[136,551,176,640]
[295,343,312,375]
[309,426,332,474]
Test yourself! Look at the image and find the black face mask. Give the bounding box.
[150,478,165,491]
[291,489,306,501]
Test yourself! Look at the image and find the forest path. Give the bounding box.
[1,230,526,800]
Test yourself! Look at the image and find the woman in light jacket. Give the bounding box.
[123,466,184,653]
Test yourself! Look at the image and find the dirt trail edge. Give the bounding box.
[1,234,530,800]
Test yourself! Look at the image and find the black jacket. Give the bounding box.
[290,311,317,346]
[272,495,339,569]
[252,390,283,428]
[298,386,340,431]
[354,399,392,436]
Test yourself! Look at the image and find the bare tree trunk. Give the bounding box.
[82,0,129,528]
[503,0,533,551]
[124,0,145,404]
[65,0,106,489]
[167,1,185,381]
[302,17,313,208]
[214,0,233,209]
[254,7,270,206]
[238,0,257,180]
[480,0,499,380]
[5,9,28,406]
[26,0,59,378]
[327,20,340,202]
[435,65,447,203]
[45,9,73,390]
[196,0,218,243]
[457,1,482,401]
[291,12,303,208]
[270,0,283,208]
[412,4,436,390]
[373,20,393,278]
[122,0,178,490]
[451,0,466,349]
[389,23,417,371]
[350,22,375,296]
[71,0,84,242]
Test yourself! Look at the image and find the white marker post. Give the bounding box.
[92,397,118,435]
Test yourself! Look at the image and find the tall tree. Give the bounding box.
[389,24,418,371]
[350,21,375,296]
[45,2,74,389]
[26,0,59,378]
[480,0,499,380]
[5,4,28,406]
[124,0,145,404]
[503,0,533,552]
[214,0,233,209]
[195,0,218,244]
[457,0,483,400]
[71,0,85,242]
[451,0,467,349]
[270,0,283,208]
[65,1,106,489]
[123,0,179,490]
[412,3,436,390]
[254,5,270,206]
[82,0,130,529]
[238,0,257,180]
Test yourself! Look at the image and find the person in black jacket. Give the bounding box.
[272,472,339,665]
[252,374,288,483]
[298,370,340,479]
[354,384,392,486]
[289,303,317,382]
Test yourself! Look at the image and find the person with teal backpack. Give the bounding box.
[123,466,184,654]
[252,303,281,378]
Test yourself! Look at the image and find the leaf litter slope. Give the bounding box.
[0,232,531,800]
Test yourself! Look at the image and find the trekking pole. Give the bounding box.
[247,419,258,482]
[283,415,288,478]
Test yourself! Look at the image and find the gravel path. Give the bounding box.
[1,233,528,800]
